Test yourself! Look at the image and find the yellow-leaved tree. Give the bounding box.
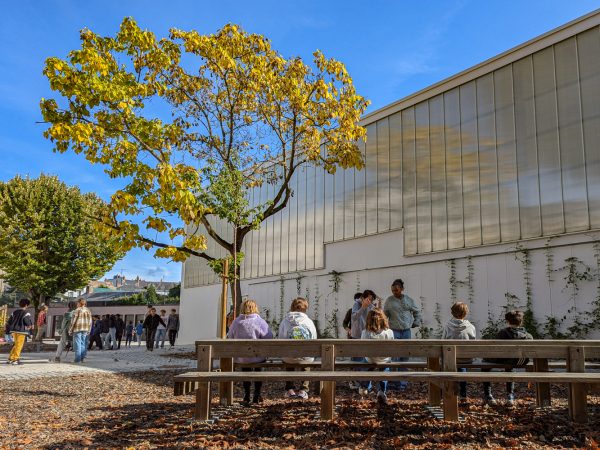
[41,18,369,309]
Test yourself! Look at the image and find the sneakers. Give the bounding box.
[358,387,369,396]
[483,395,497,406]
[284,389,296,399]
[10,360,24,366]
[377,391,388,405]
[252,395,263,404]
[296,390,309,400]
[506,394,515,406]
[242,392,251,405]
[53,357,61,363]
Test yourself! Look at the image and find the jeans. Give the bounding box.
[100,333,108,348]
[391,328,411,389]
[360,366,390,393]
[125,334,133,347]
[353,357,372,391]
[146,329,156,350]
[168,330,178,346]
[108,327,117,349]
[35,326,45,342]
[483,368,515,398]
[284,367,310,392]
[88,333,103,350]
[55,333,68,359]
[458,368,467,398]
[73,332,88,362]
[137,333,143,346]
[9,333,26,362]
[155,329,166,348]
[241,367,263,398]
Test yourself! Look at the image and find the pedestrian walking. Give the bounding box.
[100,314,110,350]
[54,301,76,363]
[5,298,34,365]
[166,309,180,348]
[142,308,165,351]
[107,314,117,349]
[135,320,144,346]
[125,320,134,347]
[115,314,125,349]
[155,310,168,349]
[35,304,48,342]
[69,298,92,363]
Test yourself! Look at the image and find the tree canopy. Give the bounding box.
[0,175,123,308]
[41,18,368,303]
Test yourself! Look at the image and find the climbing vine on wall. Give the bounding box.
[262,307,280,334]
[328,271,342,295]
[295,273,305,297]
[433,302,443,339]
[514,243,540,337]
[481,292,522,339]
[279,275,286,323]
[544,238,555,283]
[448,259,457,303]
[555,257,593,311]
[447,257,475,305]
[417,296,433,339]
[324,270,343,338]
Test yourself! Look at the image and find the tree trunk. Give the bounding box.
[233,264,242,317]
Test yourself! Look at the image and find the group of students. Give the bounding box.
[226,277,534,407]
[4,299,181,365]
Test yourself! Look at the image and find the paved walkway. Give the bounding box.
[0,344,195,380]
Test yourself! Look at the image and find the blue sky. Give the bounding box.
[1,0,599,282]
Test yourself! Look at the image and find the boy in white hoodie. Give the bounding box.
[278,297,317,400]
[442,302,476,403]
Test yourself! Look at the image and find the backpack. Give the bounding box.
[288,324,311,340]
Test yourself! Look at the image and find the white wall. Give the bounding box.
[179,229,600,342]
[178,283,222,344]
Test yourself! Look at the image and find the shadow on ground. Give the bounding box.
[44,380,599,449]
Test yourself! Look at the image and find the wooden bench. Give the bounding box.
[174,339,600,423]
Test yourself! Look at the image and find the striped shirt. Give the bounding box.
[69,306,92,334]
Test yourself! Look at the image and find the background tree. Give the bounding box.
[41,18,369,310]
[145,285,158,304]
[0,175,123,325]
[168,283,181,298]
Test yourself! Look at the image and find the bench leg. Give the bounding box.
[219,358,234,406]
[320,381,336,420]
[442,346,459,421]
[569,383,588,423]
[534,358,551,407]
[427,357,442,407]
[195,382,211,420]
[568,346,587,423]
[320,343,336,420]
[442,381,459,421]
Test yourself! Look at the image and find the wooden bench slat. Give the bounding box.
[174,370,600,383]
[193,339,600,359]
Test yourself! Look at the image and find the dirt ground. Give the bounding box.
[0,370,599,449]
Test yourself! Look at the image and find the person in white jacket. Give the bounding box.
[278,297,317,400]
[442,302,477,403]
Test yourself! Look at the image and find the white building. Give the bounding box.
[178,10,600,343]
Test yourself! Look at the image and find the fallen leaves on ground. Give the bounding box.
[0,370,598,449]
